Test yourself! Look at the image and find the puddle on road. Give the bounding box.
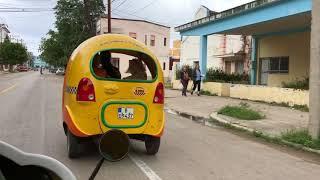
[165,108,217,128]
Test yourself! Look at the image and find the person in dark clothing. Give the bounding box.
[180,66,190,96]
[191,64,202,96]
[100,51,121,79]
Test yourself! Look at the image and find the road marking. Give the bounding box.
[0,84,17,95]
[129,154,162,180]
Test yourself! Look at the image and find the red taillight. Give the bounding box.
[76,78,96,102]
[153,83,164,104]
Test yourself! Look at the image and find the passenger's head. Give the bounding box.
[93,54,102,68]
[126,59,146,74]
[183,66,187,71]
[195,64,199,70]
[100,51,113,70]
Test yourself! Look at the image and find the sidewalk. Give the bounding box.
[165,89,308,137]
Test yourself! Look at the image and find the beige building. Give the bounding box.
[256,31,310,86]
[180,6,251,74]
[96,17,171,81]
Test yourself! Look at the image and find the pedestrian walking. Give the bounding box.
[40,67,43,75]
[180,66,190,96]
[191,64,202,96]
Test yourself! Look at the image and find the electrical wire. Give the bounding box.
[129,0,158,14]
[112,11,169,36]
[113,9,175,27]
[112,0,128,11]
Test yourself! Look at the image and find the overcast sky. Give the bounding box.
[0,0,254,56]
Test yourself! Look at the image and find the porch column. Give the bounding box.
[250,37,258,85]
[200,35,208,78]
[309,0,320,139]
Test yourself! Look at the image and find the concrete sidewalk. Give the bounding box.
[165,89,309,137]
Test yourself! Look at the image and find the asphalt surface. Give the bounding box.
[1,71,320,180]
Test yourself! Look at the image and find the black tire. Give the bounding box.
[145,136,160,155]
[67,129,80,159]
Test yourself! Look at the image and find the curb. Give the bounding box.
[210,112,320,155]
[166,107,320,155]
[165,107,209,123]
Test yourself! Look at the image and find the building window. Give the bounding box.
[235,62,244,74]
[225,61,232,74]
[163,62,166,70]
[164,37,167,46]
[129,32,137,39]
[145,35,147,45]
[268,57,289,73]
[150,35,155,46]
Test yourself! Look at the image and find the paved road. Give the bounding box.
[1,71,320,180]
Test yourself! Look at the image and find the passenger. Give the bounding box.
[123,59,147,80]
[100,51,121,79]
[92,54,107,77]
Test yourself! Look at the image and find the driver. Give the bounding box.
[100,51,121,79]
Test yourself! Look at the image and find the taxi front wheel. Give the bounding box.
[145,136,160,155]
[67,130,81,159]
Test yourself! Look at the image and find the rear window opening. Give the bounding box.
[91,49,157,82]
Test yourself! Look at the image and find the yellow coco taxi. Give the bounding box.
[62,34,165,158]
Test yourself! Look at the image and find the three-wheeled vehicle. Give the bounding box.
[62,34,165,158]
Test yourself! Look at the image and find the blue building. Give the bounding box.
[175,0,312,87]
[33,56,48,68]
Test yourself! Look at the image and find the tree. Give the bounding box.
[40,0,105,67]
[0,39,28,72]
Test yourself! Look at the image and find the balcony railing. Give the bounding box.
[175,0,279,32]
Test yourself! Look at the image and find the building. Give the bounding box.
[169,40,181,80]
[0,24,10,43]
[175,0,311,87]
[33,56,47,68]
[96,17,171,81]
[176,0,320,137]
[180,6,251,75]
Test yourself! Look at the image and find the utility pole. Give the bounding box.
[108,0,111,33]
[309,0,320,139]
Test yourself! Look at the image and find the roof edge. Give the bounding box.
[100,16,171,29]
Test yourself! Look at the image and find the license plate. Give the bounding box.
[118,107,134,119]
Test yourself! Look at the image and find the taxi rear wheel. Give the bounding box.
[145,136,160,155]
[67,129,80,159]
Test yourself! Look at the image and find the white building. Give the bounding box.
[0,24,10,43]
[180,6,251,74]
[97,17,171,81]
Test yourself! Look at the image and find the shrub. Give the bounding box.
[205,68,249,84]
[200,90,217,96]
[281,129,320,150]
[282,77,309,90]
[218,105,264,120]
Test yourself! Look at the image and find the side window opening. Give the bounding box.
[91,50,157,81]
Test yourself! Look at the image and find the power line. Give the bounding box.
[129,0,158,14]
[0,9,54,12]
[113,9,178,27]
[112,0,128,11]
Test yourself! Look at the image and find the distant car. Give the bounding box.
[50,68,58,73]
[17,66,28,72]
[33,68,39,71]
[56,68,65,75]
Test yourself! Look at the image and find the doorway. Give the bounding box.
[260,58,269,85]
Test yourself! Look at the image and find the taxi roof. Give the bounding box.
[70,34,157,62]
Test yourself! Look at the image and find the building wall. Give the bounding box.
[0,24,9,43]
[180,34,245,71]
[171,80,309,106]
[257,31,310,87]
[97,18,171,80]
[170,40,181,59]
